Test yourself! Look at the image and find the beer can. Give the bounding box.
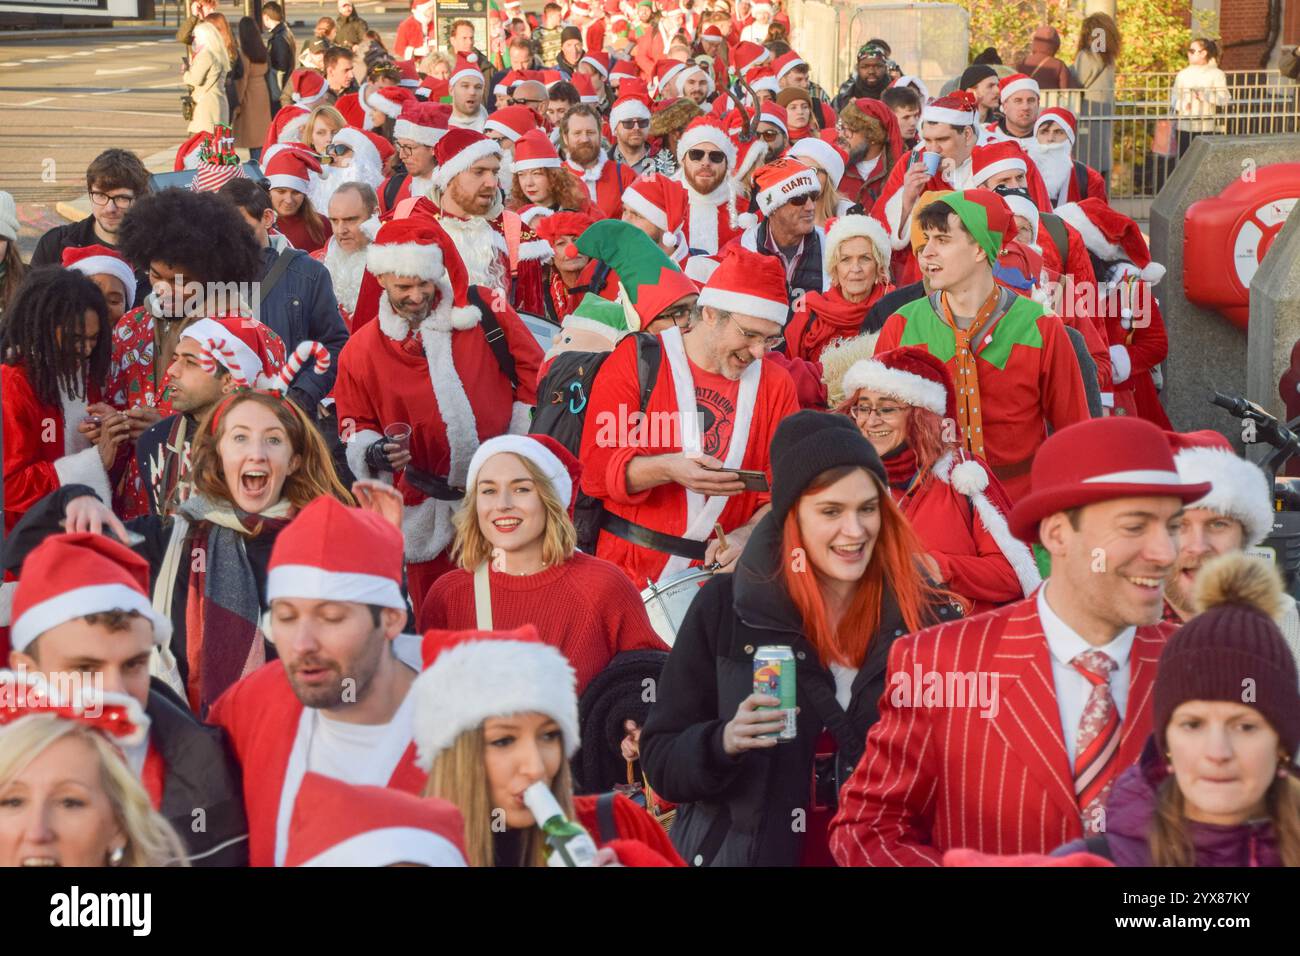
[752,645,797,742]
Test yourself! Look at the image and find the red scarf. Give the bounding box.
[788,124,817,142]
[797,284,892,359]
[882,444,918,491]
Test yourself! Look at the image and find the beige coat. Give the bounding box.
[183,46,229,134]
[232,53,272,149]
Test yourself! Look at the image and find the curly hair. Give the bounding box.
[117,188,262,285]
[0,266,110,407]
[509,165,590,212]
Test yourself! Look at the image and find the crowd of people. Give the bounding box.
[0,0,1297,870]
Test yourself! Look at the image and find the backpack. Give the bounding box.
[530,333,661,552]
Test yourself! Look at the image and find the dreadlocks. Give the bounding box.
[0,265,110,407]
[117,187,263,285]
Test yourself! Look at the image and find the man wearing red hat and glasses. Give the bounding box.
[830,416,1213,865]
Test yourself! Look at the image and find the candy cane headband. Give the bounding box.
[0,672,150,747]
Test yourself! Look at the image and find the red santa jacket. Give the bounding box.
[564,154,627,220]
[1063,161,1109,205]
[393,15,437,60]
[1104,280,1171,429]
[1037,216,1111,393]
[633,30,668,82]
[828,596,1172,865]
[208,660,425,867]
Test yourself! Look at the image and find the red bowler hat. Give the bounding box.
[1008,417,1213,542]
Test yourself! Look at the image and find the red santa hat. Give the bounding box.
[824,213,891,278]
[788,135,846,187]
[609,58,641,88]
[579,50,611,78]
[921,90,978,128]
[999,72,1040,103]
[731,41,771,78]
[173,130,210,171]
[653,58,690,96]
[534,210,599,245]
[266,495,406,610]
[676,117,735,168]
[10,533,172,654]
[419,75,450,101]
[395,58,421,88]
[285,773,468,867]
[1167,432,1273,547]
[757,100,788,136]
[290,68,328,107]
[412,625,581,770]
[698,244,790,325]
[512,128,562,171]
[449,52,485,89]
[609,89,652,127]
[179,316,329,394]
[620,174,687,235]
[330,126,383,171]
[1054,197,1166,283]
[263,148,322,195]
[465,434,581,510]
[700,23,725,44]
[366,217,480,329]
[484,103,538,142]
[361,127,397,166]
[841,345,955,419]
[970,140,1028,187]
[431,127,502,192]
[772,50,807,81]
[732,137,769,184]
[1008,417,1213,542]
[492,69,521,98]
[753,158,818,217]
[748,67,781,97]
[394,100,451,147]
[571,71,600,104]
[1035,106,1077,144]
[366,83,416,120]
[61,244,136,307]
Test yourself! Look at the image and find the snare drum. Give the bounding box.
[641,567,715,647]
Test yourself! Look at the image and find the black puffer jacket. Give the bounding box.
[639,513,960,866]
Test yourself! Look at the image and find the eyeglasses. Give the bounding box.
[850,402,906,421]
[686,148,727,164]
[618,118,650,129]
[786,193,819,207]
[396,141,425,155]
[758,128,784,142]
[510,97,545,107]
[729,314,783,350]
[657,303,693,327]
[89,191,135,209]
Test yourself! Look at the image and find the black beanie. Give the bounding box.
[959,64,997,91]
[768,411,886,526]
[1153,553,1300,758]
[561,25,583,43]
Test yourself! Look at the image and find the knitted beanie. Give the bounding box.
[768,410,886,526]
[1153,552,1300,758]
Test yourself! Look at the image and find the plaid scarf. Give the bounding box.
[178,495,293,717]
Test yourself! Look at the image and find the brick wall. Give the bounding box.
[1217,0,1272,69]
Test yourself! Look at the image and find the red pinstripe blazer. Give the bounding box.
[828,594,1173,866]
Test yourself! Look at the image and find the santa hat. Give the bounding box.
[412,625,581,770]
[173,130,211,171]
[788,136,847,188]
[970,140,1028,188]
[824,214,891,278]
[842,345,955,419]
[575,218,696,328]
[998,186,1039,241]
[698,244,790,325]
[419,75,450,101]
[361,127,396,167]
[891,74,930,101]
[843,97,905,159]
[331,126,383,172]
[285,773,468,867]
[996,239,1046,297]
[484,103,538,142]
[999,73,1040,103]
[366,217,480,329]
[492,69,521,99]
[731,41,771,78]
[571,72,600,104]
[700,23,725,43]
[1035,106,1077,144]
[512,128,562,171]
[263,148,322,195]
[466,434,581,510]
[179,316,328,395]
[748,67,780,97]
[684,254,721,285]
[1055,197,1166,283]
[10,533,172,654]
[609,89,652,127]
[772,51,806,81]
[609,58,641,88]
[266,495,406,610]
[757,100,788,137]
[1008,417,1213,543]
[290,68,328,107]
[921,90,978,128]
[394,100,451,147]
[579,50,611,78]
[676,117,735,168]
[676,60,714,95]
[753,158,819,216]
[367,83,416,120]
[395,58,421,88]
[620,173,687,236]
[732,137,769,184]
[449,52,484,88]
[653,58,689,97]
[1167,432,1273,547]
[0,669,151,749]
[61,244,137,307]
[431,127,502,192]
[535,210,599,248]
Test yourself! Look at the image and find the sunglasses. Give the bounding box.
[619,118,650,129]
[786,193,818,207]
[758,128,783,142]
[686,148,727,164]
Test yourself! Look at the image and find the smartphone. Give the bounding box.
[703,466,769,492]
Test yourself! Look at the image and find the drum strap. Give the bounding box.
[473,561,493,630]
[601,513,709,561]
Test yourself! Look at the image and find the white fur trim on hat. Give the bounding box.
[66,255,137,310]
[366,87,406,120]
[450,65,485,89]
[431,137,502,192]
[1034,112,1075,144]
[972,155,1026,187]
[366,239,444,281]
[484,117,525,143]
[1003,194,1039,240]
[775,56,806,81]
[788,138,844,187]
[1000,76,1039,102]
[393,118,444,147]
[609,97,651,127]
[465,434,573,508]
[824,214,891,275]
[180,317,264,383]
[757,166,818,216]
[921,104,976,127]
[267,566,405,610]
[841,358,946,415]
[1054,201,1125,263]
[697,286,789,325]
[512,155,561,173]
[267,173,311,194]
[676,124,735,168]
[579,54,609,78]
[1174,447,1275,547]
[298,827,467,867]
[10,583,171,654]
[412,638,580,770]
[621,186,668,231]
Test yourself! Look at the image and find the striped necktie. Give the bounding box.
[1071,649,1121,822]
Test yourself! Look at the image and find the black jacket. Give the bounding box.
[146,679,249,865]
[257,244,348,409]
[752,220,826,304]
[265,23,296,105]
[866,279,924,333]
[639,513,960,866]
[30,216,148,309]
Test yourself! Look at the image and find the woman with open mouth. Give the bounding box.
[0,679,188,867]
[7,390,352,719]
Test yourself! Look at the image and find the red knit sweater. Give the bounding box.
[418,552,669,693]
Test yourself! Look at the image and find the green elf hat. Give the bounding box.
[562,293,633,345]
[573,219,698,331]
[932,188,1013,263]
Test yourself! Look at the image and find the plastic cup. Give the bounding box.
[922,151,942,177]
[384,422,412,454]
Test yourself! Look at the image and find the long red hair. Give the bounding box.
[835,389,952,474]
[779,464,949,668]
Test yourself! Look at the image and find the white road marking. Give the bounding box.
[89,88,130,96]
[0,100,175,118]
[19,97,54,106]
[73,51,95,56]
[20,59,44,63]
[75,125,148,132]
[94,66,154,76]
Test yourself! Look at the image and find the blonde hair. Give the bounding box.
[826,228,891,285]
[811,168,843,228]
[301,104,346,149]
[0,716,190,867]
[420,50,453,78]
[451,453,577,571]
[422,725,576,867]
[193,20,232,71]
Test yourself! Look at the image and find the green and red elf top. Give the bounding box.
[873,190,1090,501]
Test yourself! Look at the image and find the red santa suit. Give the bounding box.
[675,119,747,256]
[564,152,628,219]
[393,11,438,60]
[333,218,543,611]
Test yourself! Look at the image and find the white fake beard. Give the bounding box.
[1027,140,1073,204]
[497,151,514,196]
[323,241,368,313]
[309,159,383,212]
[440,214,507,292]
